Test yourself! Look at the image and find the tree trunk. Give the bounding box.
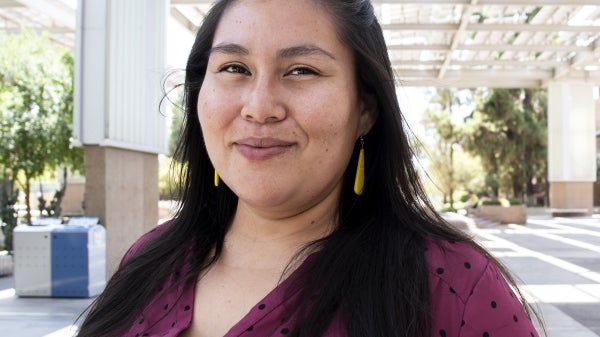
[61,167,68,196]
[526,177,535,206]
[24,177,31,225]
[493,186,499,199]
[512,175,523,201]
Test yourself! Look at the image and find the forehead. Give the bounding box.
[213,0,343,51]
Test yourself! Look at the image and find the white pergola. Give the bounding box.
[2,0,599,264]
[1,0,599,89]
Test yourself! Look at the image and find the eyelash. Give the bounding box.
[288,66,317,76]
[220,64,249,74]
[218,64,318,77]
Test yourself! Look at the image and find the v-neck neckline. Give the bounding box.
[207,252,317,336]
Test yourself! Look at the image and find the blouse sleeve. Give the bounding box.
[459,261,540,337]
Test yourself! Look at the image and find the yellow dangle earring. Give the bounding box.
[214,170,220,187]
[353,136,365,195]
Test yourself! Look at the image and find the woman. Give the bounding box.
[77,0,543,336]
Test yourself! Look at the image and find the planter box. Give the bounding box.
[477,205,527,224]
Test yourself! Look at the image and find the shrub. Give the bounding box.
[508,198,522,206]
[481,199,502,206]
[439,206,458,213]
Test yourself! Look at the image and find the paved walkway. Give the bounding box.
[1,210,599,336]
[445,210,600,337]
[0,276,92,337]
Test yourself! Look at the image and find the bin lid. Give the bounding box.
[67,217,100,226]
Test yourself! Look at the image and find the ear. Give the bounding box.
[358,93,378,136]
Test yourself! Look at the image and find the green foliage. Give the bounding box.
[0,178,18,251]
[421,88,486,208]
[423,86,547,207]
[481,199,502,206]
[462,88,547,203]
[479,198,522,206]
[508,198,523,206]
[163,88,185,198]
[596,153,600,181]
[439,206,458,213]
[525,7,542,24]
[167,90,185,157]
[37,170,67,217]
[0,30,83,224]
[158,155,182,200]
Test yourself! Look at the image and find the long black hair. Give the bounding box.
[77,1,539,336]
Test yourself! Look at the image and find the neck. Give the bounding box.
[219,197,337,272]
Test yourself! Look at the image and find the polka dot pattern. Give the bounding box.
[427,239,540,337]
[115,224,541,337]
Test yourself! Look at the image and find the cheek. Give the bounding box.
[300,113,359,172]
[197,87,235,130]
[297,95,360,143]
[197,89,228,161]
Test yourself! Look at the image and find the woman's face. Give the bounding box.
[197,0,375,217]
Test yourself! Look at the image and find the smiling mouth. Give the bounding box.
[233,138,294,161]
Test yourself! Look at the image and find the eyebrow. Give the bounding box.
[278,45,336,60]
[209,43,335,60]
[209,43,250,56]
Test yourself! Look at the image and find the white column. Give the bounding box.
[74,0,167,274]
[74,0,167,152]
[547,82,597,215]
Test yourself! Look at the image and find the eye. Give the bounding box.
[220,64,250,75]
[287,66,318,76]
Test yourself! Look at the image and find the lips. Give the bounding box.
[233,137,295,161]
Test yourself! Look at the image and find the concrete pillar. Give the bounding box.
[83,146,158,273]
[74,0,167,274]
[548,83,597,215]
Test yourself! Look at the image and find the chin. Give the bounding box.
[239,193,288,208]
[235,188,297,211]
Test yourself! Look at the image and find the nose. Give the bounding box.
[240,75,286,123]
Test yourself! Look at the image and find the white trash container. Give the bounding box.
[13,222,106,297]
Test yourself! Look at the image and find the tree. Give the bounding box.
[0,30,83,227]
[463,89,547,203]
[464,89,515,197]
[0,178,18,251]
[422,88,475,209]
[160,87,184,200]
[521,89,548,205]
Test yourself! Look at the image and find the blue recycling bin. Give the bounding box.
[14,221,106,298]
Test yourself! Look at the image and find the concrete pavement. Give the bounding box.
[0,275,92,337]
[1,209,599,336]
[452,210,600,337]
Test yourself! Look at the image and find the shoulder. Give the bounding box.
[425,238,540,337]
[425,237,490,301]
[120,220,174,266]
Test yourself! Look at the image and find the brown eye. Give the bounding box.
[288,67,317,76]
[221,64,250,74]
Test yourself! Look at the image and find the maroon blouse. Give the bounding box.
[117,224,540,337]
